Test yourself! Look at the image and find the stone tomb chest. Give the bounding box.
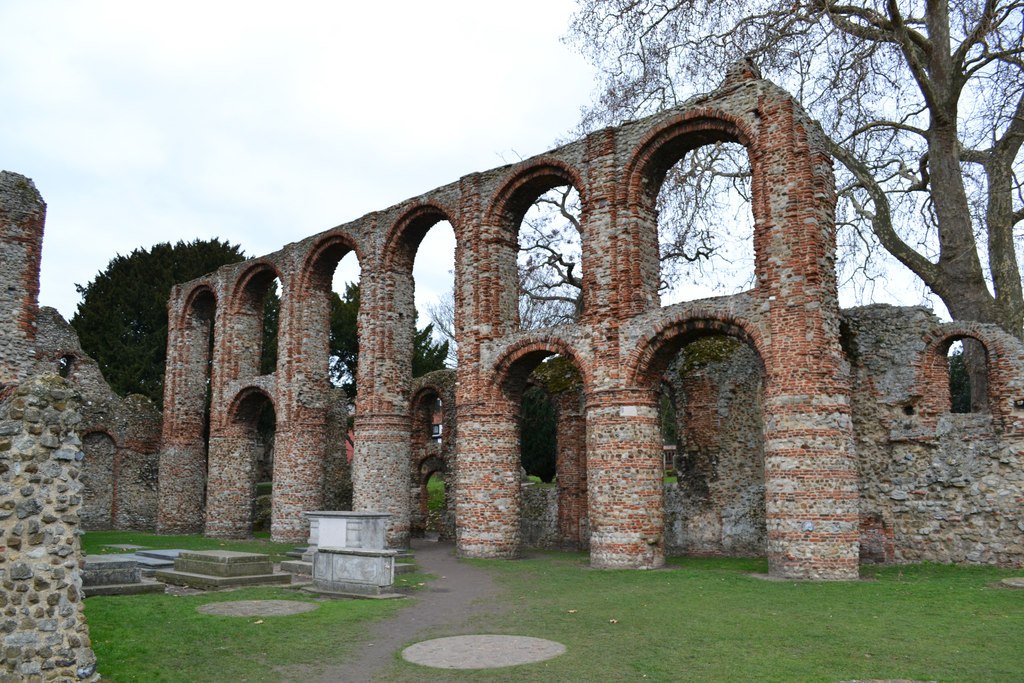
[304,511,397,597]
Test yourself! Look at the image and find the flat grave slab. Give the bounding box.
[136,548,186,560]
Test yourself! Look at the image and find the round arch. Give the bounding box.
[229,260,282,312]
[484,158,589,230]
[627,312,767,390]
[490,335,593,402]
[178,282,217,327]
[382,202,459,274]
[297,229,363,295]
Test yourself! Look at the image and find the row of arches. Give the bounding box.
[158,75,863,579]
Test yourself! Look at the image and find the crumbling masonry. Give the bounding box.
[0,172,163,533]
[146,66,1007,582]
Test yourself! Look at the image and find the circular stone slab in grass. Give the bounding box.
[197,600,320,617]
[402,635,566,669]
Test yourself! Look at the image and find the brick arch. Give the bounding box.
[177,282,217,327]
[619,110,759,313]
[623,110,757,208]
[627,312,767,389]
[297,230,363,294]
[205,384,275,538]
[913,323,1019,422]
[481,159,588,333]
[230,260,282,309]
[382,202,459,274]
[490,335,593,401]
[485,157,588,230]
[225,384,276,426]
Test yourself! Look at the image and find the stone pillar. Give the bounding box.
[586,388,664,569]
[352,414,411,548]
[0,375,99,681]
[455,410,521,558]
[205,429,256,538]
[271,417,328,543]
[762,389,859,580]
[157,286,215,534]
[0,171,44,386]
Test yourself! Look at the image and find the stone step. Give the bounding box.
[395,562,416,575]
[83,580,165,597]
[154,569,292,590]
[280,560,312,576]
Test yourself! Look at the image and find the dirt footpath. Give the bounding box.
[280,539,507,683]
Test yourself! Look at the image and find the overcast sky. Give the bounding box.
[1,0,597,322]
[1,0,943,328]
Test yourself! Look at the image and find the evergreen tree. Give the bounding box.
[71,238,245,407]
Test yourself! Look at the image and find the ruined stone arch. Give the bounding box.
[620,110,759,312]
[409,370,457,540]
[627,312,767,390]
[80,429,118,530]
[222,260,284,381]
[298,230,363,294]
[491,336,593,402]
[482,159,589,332]
[382,202,460,273]
[205,384,276,537]
[914,324,1024,425]
[179,282,218,326]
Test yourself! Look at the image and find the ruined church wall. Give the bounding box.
[0,173,163,535]
[33,307,162,532]
[516,304,1023,567]
[845,305,1024,566]
[0,376,98,681]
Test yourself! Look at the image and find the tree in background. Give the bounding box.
[71,238,245,407]
[330,282,449,400]
[568,1,1023,341]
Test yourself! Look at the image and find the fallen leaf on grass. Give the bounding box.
[253,620,264,625]
[567,609,577,614]
[609,619,618,624]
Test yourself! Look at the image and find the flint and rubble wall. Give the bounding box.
[0,173,162,535]
[0,375,98,682]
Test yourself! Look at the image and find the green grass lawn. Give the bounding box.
[382,554,1024,682]
[81,532,1024,682]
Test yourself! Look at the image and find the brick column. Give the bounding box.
[271,417,328,542]
[157,286,215,534]
[352,413,411,548]
[0,172,43,385]
[455,408,521,558]
[586,388,664,568]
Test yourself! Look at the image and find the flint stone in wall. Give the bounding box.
[0,375,99,681]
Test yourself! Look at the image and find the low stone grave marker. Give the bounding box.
[155,550,291,589]
[82,556,164,597]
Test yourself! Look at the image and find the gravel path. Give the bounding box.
[280,538,508,683]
